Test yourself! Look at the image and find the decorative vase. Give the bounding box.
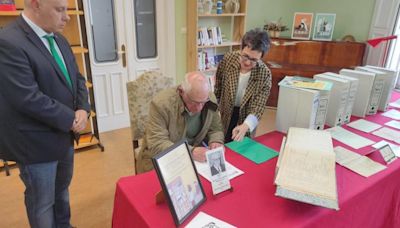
[203,0,213,14]
[268,30,280,38]
[225,0,240,14]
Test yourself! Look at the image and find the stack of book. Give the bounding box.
[198,26,223,46]
[197,50,224,71]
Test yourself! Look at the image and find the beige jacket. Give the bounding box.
[214,51,272,137]
[136,87,224,173]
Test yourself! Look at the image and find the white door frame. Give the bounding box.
[365,0,400,66]
[82,0,176,132]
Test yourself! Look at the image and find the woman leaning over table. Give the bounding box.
[214,28,272,142]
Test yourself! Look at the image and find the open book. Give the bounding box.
[275,127,339,210]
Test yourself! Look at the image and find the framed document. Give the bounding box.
[152,140,206,226]
[312,13,336,41]
[291,12,313,40]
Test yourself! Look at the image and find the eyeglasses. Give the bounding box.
[240,53,260,65]
[186,93,209,106]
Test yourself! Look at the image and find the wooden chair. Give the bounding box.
[126,71,174,173]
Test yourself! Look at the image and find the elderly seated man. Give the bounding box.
[136,71,225,173]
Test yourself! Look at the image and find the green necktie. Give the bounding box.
[44,35,72,89]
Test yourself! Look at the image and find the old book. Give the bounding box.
[275,127,339,210]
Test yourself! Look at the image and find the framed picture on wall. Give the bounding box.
[291,12,314,40]
[312,13,336,41]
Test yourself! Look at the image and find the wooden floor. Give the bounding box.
[0,108,276,227]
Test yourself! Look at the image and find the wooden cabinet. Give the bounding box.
[187,0,247,72]
[0,0,103,151]
[263,38,366,107]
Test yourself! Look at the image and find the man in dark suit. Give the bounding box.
[210,152,226,176]
[0,0,89,227]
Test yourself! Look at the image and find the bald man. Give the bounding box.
[0,0,89,227]
[136,72,225,173]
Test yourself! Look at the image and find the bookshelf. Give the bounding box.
[0,0,104,156]
[187,0,247,72]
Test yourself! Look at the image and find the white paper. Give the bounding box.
[326,126,375,149]
[205,148,231,195]
[347,119,382,133]
[372,140,400,157]
[195,160,243,182]
[334,146,386,177]
[384,120,400,130]
[389,99,400,108]
[372,127,400,144]
[185,211,236,228]
[382,109,400,120]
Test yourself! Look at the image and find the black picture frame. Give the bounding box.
[152,140,206,226]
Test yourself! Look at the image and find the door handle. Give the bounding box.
[120,44,126,68]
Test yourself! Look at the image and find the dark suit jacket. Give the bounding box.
[210,163,226,176]
[0,16,90,164]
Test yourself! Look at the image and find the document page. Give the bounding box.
[389,99,400,108]
[334,146,386,177]
[372,127,400,144]
[195,160,243,182]
[382,109,400,120]
[384,120,400,130]
[185,212,236,228]
[347,119,382,133]
[326,126,375,149]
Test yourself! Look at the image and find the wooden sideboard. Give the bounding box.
[263,38,366,107]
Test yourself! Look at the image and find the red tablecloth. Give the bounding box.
[112,92,400,228]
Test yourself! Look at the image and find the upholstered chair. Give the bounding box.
[126,71,174,172]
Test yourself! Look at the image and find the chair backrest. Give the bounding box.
[126,71,174,142]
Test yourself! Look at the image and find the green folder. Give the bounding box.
[225,137,278,164]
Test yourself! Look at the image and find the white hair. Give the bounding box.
[180,72,210,93]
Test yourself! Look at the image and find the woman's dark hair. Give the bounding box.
[241,28,270,57]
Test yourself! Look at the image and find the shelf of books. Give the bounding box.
[187,0,247,88]
[187,0,247,89]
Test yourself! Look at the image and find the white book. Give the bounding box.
[339,69,376,117]
[355,66,386,115]
[314,74,350,127]
[323,72,359,123]
[365,65,398,111]
[276,77,320,133]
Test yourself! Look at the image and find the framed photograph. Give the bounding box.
[152,140,206,226]
[291,12,314,40]
[312,13,336,41]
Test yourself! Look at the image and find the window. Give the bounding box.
[134,0,158,59]
[89,0,118,63]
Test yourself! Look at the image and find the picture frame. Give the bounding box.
[152,140,206,226]
[291,12,314,40]
[312,13,336,41]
